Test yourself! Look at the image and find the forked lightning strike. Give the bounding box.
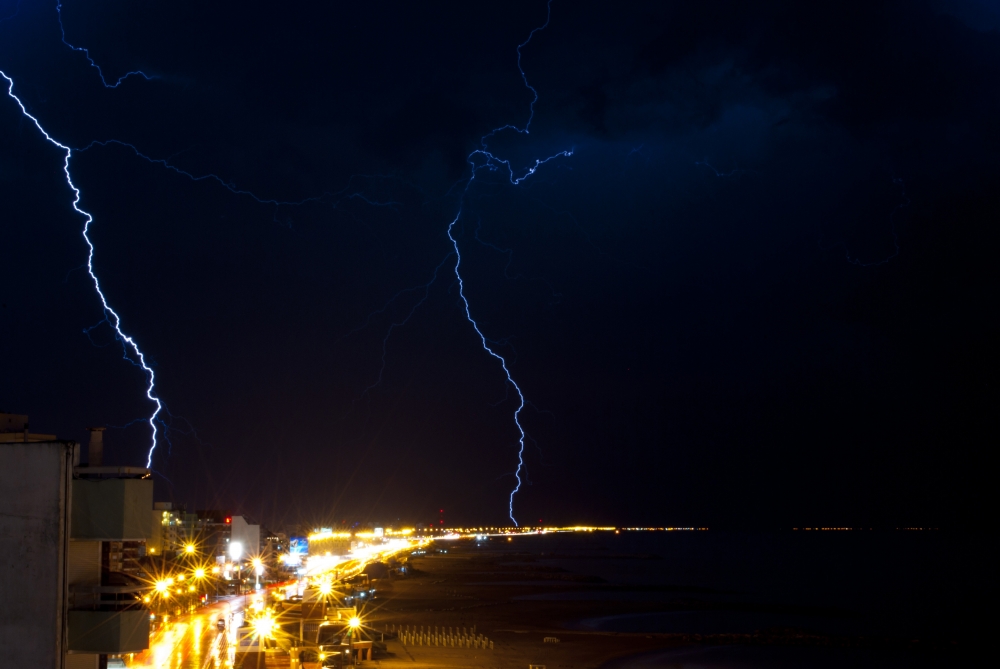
[450,0,572,524]
[2,70,163,467]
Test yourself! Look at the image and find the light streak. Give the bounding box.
[56,1,154,88]
[2,70,164,467]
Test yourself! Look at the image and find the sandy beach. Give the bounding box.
[362,539,689,669]
[352,533,971,669]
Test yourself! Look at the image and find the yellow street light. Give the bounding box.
[252,615,275,639]
[184,543,196,555]
[194,568,206,579]
[348,616,361,629]
[155,580,170,594]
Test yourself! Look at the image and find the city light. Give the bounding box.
[348,616,361,629]
[185,543,196,554]
[251,615,275,639]
[155,580,170,593]
[194,568,205,579]
[229,542,243,560]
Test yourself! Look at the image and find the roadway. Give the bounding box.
[126,596,247,669]
[127,538,423,668]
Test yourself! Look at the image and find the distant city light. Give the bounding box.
[230,542,243,560]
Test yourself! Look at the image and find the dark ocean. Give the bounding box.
[494,530,993,668]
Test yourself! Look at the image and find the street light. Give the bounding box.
[252,557,264,591]
[348,616,361,667]
[184,543,196,555]
[252,613,275,640]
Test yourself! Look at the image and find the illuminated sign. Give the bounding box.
[289,536,307,556]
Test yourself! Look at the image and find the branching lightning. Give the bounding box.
[2,70,163,466]
[345,1,569,525]
[451,0,570,525]
[7,1,570,520]
[56,1,154,88]
[2,74,399,466]
[359,254,453,396]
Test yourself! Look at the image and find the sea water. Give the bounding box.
[491,529,991,666]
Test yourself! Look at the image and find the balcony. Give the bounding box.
[71,478,153,541]
[67,608,150,653]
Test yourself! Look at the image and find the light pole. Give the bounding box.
[252,557,263,591]
[348,616,361,668]
[230,542,243,595]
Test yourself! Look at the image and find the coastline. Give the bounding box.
[359,533,978,669]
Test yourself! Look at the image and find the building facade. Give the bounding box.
[0,415,154,669]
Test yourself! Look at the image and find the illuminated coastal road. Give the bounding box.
[127,598,244,669]
[127,538,425,668]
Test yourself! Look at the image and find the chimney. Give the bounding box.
[87,427,106,466]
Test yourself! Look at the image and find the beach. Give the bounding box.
[360,531,987,669]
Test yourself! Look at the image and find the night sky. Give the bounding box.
[1,1,996,529]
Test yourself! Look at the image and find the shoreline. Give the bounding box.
[357,536,949,669]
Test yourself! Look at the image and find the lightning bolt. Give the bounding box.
[450,0,571,525]
[2,74,400,466]
[10,0,569,516]
[446,212,530,525]
[56,1,154,88]
[2,70,163,466]
[345,1,569,525]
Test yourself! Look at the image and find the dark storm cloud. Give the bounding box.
[1,1,996,528]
